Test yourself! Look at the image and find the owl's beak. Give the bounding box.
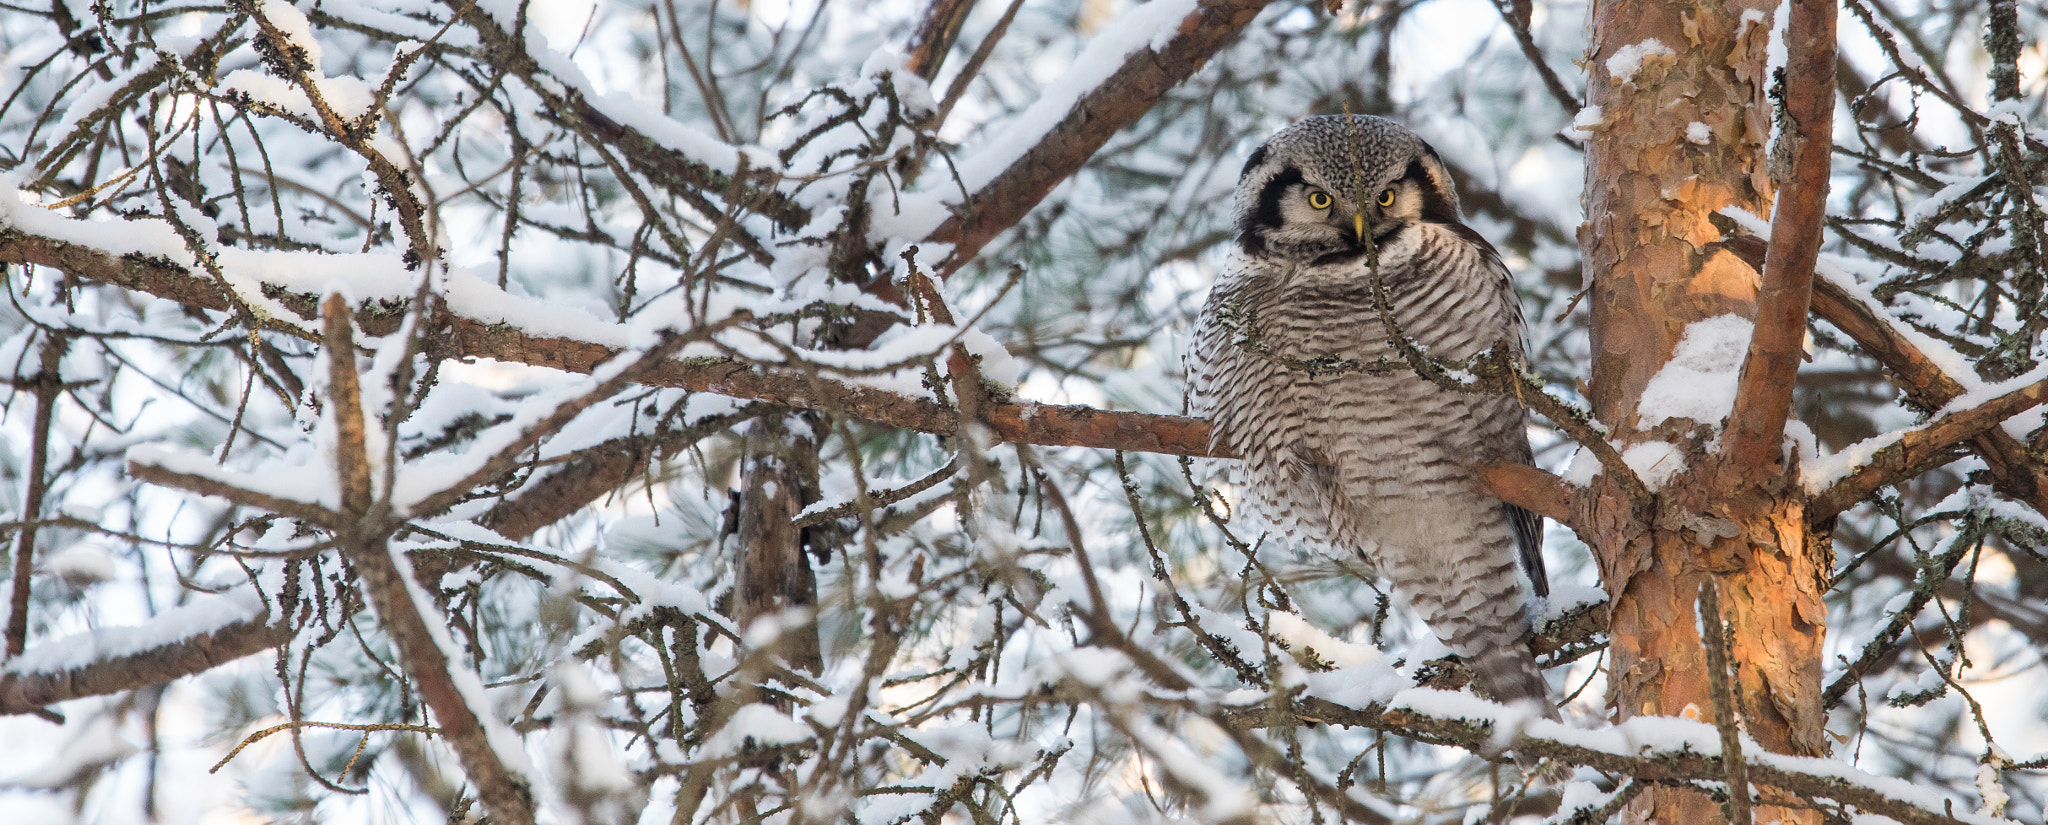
[1353,213,1366,243]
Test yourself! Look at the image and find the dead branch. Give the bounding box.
[5,334,65,659]
[1723,0,1835,473]
[323,294,376,515]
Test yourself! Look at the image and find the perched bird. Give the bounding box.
[1187,115,1552,714]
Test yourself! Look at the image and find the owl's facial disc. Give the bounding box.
[1233,117,1468,265]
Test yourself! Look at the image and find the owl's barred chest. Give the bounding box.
[1226,258,1519,366]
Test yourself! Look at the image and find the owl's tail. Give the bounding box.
[1469,645,1566,778]
[1469,645,1556,720]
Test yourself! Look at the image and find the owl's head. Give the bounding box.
[1233,115,1466,264]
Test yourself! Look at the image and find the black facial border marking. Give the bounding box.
[1239,145,1269,181]
[1402,158,1462,226]
[1402,150,1504,264]
[1237,165,1304,256]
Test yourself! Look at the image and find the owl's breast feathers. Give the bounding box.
[1188,221,1534,542]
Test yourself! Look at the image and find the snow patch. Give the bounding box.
[1605,39,1675,83]
[1267,612,1384,669]
[1562,105,1604,141]
[703,705,812,758]
[1561,446,1600,486]
[1637,314,1753,429]
[1623,441,1686,491]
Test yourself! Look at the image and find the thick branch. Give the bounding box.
[8,220,1606,543]
[1476,462,1575,526]
[342,531,534,825]
[0,227,1224,457]
[1723,0,1835,471]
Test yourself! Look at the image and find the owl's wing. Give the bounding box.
[1507,502,1546,598]
[1464,232,1548,598]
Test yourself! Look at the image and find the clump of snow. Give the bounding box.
[44,542,116,586]
[1623,441,1686,491]
[1535,584,1608,624]
[1606,39,1675,83]
[1556,779,1619,818]
[1637,314,1753,429]
[1977,750,2011,818]
[859,50,936,118]
[702,704,812,759]
[217,69,377,122]
[1885,667,1945,704]
[1561,446,1600,486]
[1801,426,1904,494]
[1686,121,1712,144]
[1904,174,1991,230]
[1562,105,1604,141]
[1267,612,1383,668]
[258,0,323,68]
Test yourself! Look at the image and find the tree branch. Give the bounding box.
[1235,695,1996,825]
[320,300,536,825]
[904,0,978,80]
[1489,0,1580,117]
[0,616,295,715]
[1717,235,2048,518]
[926,0,1281,275]
[124,460,339,527]
[1723,0,1836,471]
[0,227,1225,457]
[1476,462,1576,526]
[1809,373,2048,518]
[5,334,65,660]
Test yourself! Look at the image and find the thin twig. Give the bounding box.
[4,333,65,659]
[1699,579,1753,825]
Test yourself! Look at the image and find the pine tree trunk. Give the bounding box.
[1583,0,1830,822]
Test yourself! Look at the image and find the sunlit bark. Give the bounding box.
[1582,0,1833,822]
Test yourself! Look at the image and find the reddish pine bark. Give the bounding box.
[1582,0,1831,822]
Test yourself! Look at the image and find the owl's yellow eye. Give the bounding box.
[1306,190,1333,210]
[1377,188,1397,207]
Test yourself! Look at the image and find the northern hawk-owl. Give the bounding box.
[1188,115,1552,713]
